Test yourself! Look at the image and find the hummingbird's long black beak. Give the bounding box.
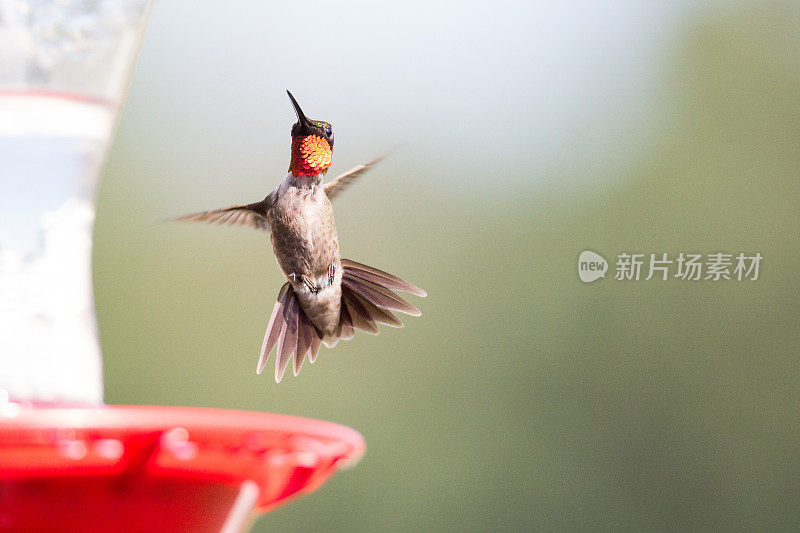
[287,90,310,126]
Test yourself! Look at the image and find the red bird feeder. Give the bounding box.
[0,405,365,532]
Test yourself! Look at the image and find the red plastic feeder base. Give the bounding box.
[0,404,365,532]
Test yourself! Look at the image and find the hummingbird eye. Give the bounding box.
[325,125,332,136]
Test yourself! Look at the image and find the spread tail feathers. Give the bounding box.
[257,282,323,382]
[338,257,425,333]
[257,261,425,382]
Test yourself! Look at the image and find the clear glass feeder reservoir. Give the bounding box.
[0,0,153,403]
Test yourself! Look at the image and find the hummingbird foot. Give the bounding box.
[301,274,318,294]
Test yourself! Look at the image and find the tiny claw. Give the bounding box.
[301,275,318,294]
[328,263,336,286]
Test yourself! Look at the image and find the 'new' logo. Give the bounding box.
[578,251,607,282]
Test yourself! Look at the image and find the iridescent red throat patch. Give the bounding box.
[289,135,332,177]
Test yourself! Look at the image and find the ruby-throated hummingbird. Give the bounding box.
[175,91,425,382]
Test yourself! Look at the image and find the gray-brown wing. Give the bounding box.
[323,148,397,201]
[173,196,272,232]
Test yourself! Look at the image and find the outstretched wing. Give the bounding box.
[323,148,398,201]
[173,195,273,232]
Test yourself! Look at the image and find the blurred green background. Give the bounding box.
[94,1,799,531]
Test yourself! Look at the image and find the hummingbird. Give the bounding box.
[175,91,425,382]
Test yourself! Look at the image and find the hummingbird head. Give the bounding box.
[287,90,334,177]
